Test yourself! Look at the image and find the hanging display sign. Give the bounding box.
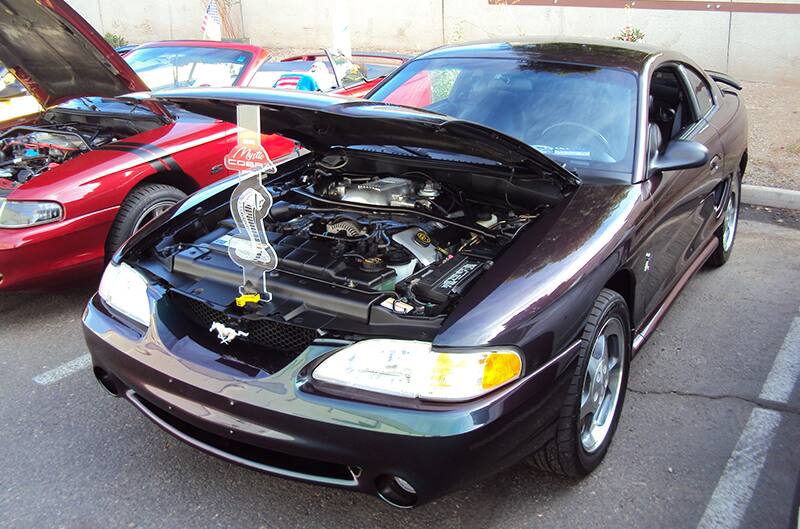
[225,104,278,303]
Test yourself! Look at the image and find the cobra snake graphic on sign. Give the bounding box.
[223,104,279,301]
[228,171,278,298]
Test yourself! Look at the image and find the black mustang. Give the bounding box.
[83,38,747,507]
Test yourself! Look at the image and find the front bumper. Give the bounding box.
[82,294,577,506]
[0,206,118,290]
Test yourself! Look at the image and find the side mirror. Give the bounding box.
[649,140,709,176]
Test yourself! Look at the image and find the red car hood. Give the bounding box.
[0,0,149,108]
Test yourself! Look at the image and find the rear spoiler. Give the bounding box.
[706,70,743,90]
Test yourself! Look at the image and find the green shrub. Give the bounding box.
[104,32,128,48]
[613,26,645,42]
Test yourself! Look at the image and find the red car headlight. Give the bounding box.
[0,198,63,228]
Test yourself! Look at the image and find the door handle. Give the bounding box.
[709,155,722,175]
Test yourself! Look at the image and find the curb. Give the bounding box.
[741,184,800,210]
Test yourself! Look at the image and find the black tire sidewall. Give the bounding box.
[573,292,631,473]
[106,184,186,255]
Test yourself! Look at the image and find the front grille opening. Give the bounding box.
[175,294,318,352]
[137,393,354,482]
[166,293,318,374]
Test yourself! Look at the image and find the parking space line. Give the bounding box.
[32,354,91,385]
[697,312,800,529]
[696,408,782,529]
[759,314,800,403]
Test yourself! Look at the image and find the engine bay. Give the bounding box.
[0,108,164,189]
[0,125,113,186]
[146,155,549,341]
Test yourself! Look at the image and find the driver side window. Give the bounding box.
[648,66,695,157]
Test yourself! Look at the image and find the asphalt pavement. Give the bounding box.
[1,208,798,529]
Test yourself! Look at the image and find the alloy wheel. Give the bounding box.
[579,317,626,453]
[132,200,176,233]
[722,188,739,252]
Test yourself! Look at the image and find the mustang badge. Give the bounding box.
[210,321,249,345]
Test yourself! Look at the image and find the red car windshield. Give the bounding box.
[370,57,638,177]
[125,46,253,90]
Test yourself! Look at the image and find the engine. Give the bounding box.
[165,170,539,320]
[325,176,432,207]
[0,125,118,188]
[0,125,116,187]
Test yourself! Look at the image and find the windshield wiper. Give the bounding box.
[561,162,579,177]
[78,97,99,112]
[126,99,172,124]
[394,145,431,158]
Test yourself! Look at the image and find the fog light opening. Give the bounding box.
[93,366,120,397]
[375,474,418,508]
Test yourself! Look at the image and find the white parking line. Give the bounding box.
[32,354,92,385]
[697,312,800,529]
[696,408,782,529]
[760,315,800,403]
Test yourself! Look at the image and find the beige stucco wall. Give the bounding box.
[66,0,800,81]
[442,0,732,72]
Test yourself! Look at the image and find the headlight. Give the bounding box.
[0,198,63,228]
[98,262,151,326]
[312,339,522,401]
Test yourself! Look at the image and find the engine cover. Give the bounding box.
[338,177,415,206]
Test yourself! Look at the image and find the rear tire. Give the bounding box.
[106,183,185,255]
[706,172,741,268]
[527,288,631,477]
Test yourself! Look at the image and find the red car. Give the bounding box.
[0,0,404,291]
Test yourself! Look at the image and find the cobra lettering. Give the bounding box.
[224,145,270,171]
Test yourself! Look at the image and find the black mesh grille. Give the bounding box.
[174,294,318,353]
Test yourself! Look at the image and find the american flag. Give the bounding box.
[274,75,301,90]
[201,0,222,41]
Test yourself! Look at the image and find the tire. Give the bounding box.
[527,288,631,477]
[106,183,186,255]
[706,171,741,268]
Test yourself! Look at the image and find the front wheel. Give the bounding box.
[527,288,631,477]
[106,183,186,255]
[707,172,741,268]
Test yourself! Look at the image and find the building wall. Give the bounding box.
[66,0,800,81]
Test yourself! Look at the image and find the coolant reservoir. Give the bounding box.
[389,258,418,283]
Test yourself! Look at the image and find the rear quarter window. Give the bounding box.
[685,68,714,117]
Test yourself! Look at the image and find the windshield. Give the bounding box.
[248,49,363,92]
[369,57,638,178]
[125,46,253,90]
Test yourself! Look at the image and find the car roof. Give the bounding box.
[415,37,665,73]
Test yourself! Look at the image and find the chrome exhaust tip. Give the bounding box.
[375,474,418,508]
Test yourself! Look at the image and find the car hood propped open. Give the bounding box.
[143,87,580,191]
[0,0,149,108]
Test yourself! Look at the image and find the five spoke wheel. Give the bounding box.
[579,317,625,453]
[722,186,739,253]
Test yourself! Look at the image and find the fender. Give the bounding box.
[434,183,645,366]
